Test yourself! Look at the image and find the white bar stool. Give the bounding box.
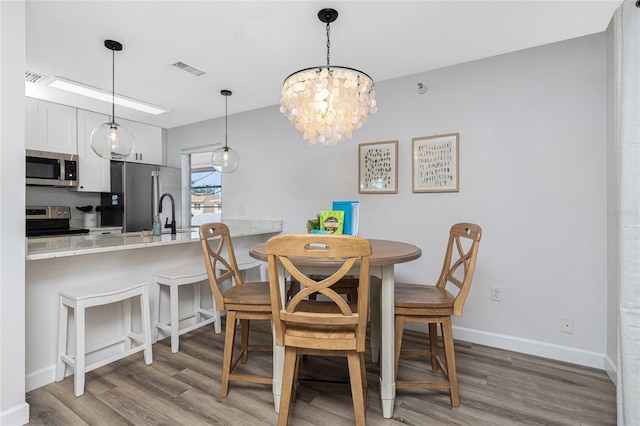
[154,266,222,353]
[56,281,153,397]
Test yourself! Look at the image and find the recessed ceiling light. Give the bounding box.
[47,77,168,115]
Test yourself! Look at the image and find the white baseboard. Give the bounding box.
[406,323,607,370]
[25,365,55,393]
[1,402,29,426]
[604,354,617,384]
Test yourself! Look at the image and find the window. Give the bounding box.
[189,152,222,226]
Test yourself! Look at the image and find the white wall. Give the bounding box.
[0,1,29,424]
[168,34,609,368]
[605,19,618,382]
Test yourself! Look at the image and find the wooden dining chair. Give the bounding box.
[199,222,272,397]
[394,223,482,407]
[267,234,372,426]
[302,275,359,303]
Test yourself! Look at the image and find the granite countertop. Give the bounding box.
[26,220,282,261]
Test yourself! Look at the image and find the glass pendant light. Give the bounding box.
[211,90,240,173]
[280,8,377,146]
[90,40,135,160]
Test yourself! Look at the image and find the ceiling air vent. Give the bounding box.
[25,71,48,84]
[172,61,207,77]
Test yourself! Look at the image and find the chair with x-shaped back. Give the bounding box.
[394,223,482,406]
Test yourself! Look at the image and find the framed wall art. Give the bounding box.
[358,140,398,194]
[412,133,459,193]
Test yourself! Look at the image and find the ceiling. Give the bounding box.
[25,1,621,130]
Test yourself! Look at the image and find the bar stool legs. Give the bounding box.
[154,267,221,353]
[56,281,153,397]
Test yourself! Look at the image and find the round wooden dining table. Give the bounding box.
[249,238,422,418]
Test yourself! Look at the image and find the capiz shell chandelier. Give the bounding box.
[280,8,377,146]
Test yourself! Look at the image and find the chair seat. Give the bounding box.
[223,281,271,305]
[286,323,356,339]
[395,283,456,310]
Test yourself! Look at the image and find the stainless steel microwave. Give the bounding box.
[26,149,78,187]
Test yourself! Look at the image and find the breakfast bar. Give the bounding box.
[24,219,281,392]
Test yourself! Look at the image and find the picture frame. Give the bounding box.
[358,140,398,194]
[412,133,459,193]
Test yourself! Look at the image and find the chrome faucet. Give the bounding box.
[158,193,176,235]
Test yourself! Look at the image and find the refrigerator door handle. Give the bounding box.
[152,170,160,215]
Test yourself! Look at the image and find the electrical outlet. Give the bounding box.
[491,286,502,302]
[561,316,574,334]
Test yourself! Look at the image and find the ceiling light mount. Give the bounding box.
[280,7,377,146]
[90,39,135,160]
[104,39,122,52]
[211,89,239,173]
[317,8,338,24]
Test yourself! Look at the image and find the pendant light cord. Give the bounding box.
[111,47,115,123]
[224,94,228,150]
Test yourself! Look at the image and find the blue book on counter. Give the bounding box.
[332,201,360,236]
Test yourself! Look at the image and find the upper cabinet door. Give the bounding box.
[119,118,163,165]
[75,109,111,192]
[26,98,78,154]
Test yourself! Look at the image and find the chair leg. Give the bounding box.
[359,351,368,408]
[55,302,68,382]
[394,314,406,377]
[211,291,222,334]
[221,311,237,397]
[194,282,202,324]
[139,286,153,365]
[241,319,250,363]
[73,302,86,397]
[428,323,438,370]
[153,281,162,343]
[123,298,132,351]
[291,354,301,402]
[347,351,366,426]
[278,346,298,426]
[170,283,180,353]
[441,318,459,407]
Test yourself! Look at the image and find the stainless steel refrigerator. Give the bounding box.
[101,161,182,232]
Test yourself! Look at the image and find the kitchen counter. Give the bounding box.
[26,219,282,261]
[25,218,282,392]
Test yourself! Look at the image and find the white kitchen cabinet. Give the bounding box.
[120,118,163,165]
[26,97,78,155]
[75,109,111,192]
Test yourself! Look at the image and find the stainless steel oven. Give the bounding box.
[26,206,89,237]
[26,149,78,187]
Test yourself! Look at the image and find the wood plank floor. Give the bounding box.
[27,318,616,425]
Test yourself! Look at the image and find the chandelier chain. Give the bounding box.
[326,22,331,67]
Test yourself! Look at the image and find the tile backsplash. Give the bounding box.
[26,186,101,221]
